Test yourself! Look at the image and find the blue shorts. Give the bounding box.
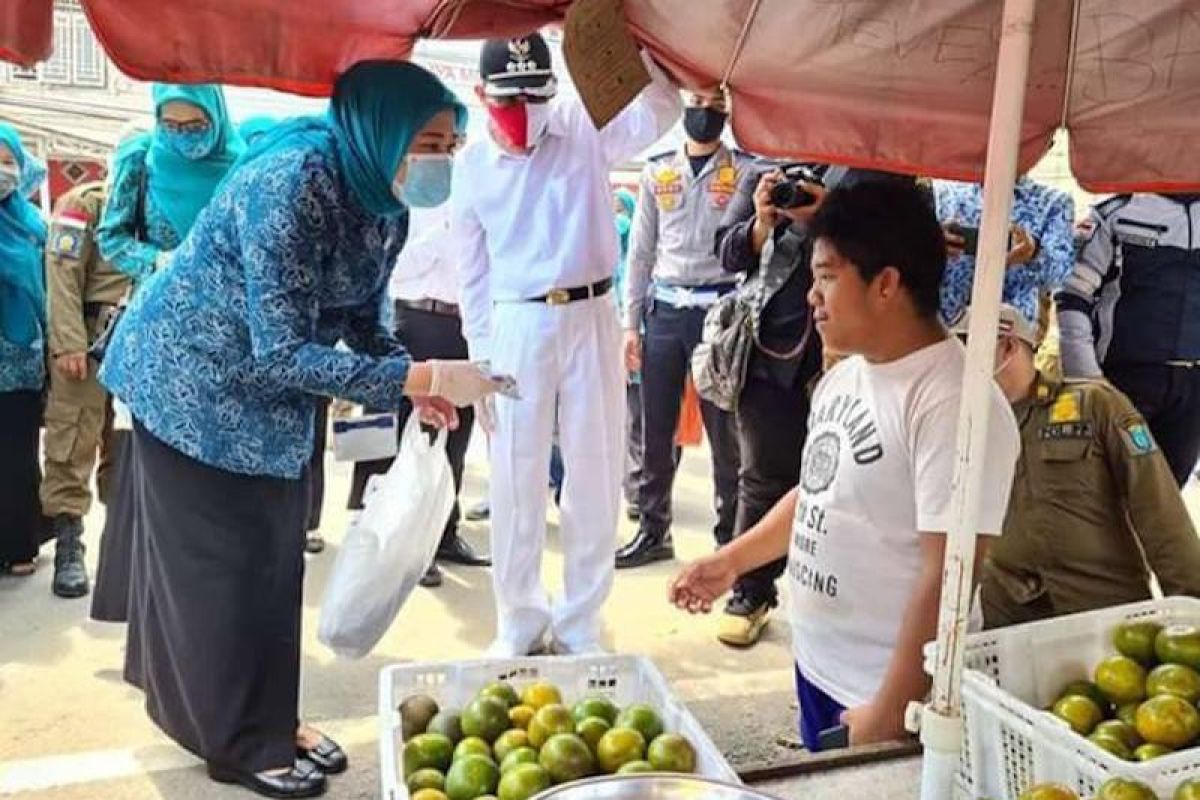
[794,663,847,751]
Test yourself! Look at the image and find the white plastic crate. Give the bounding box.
[378,654,739,800]
[949,597,1200,800]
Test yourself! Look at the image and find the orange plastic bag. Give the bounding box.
[676,377,704,448]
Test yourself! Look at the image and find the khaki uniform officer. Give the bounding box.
[41,181,130,599]
[955,305,1200,629]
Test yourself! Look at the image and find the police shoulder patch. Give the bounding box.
[1121,421,1158,457]
[50,226,85,259]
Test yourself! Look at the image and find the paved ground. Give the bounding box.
[6,433,1196,800]
[0,438,812,799]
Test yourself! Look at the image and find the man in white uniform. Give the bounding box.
[453,33,681,656]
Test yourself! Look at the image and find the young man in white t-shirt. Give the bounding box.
[670,180,1019,749]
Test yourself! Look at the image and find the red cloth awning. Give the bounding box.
[3,0,1198,191]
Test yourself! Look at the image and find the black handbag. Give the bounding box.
[88,161,147,364]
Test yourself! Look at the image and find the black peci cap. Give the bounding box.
[479,33,557,98]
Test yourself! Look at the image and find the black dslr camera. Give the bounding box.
[768,163,823,209]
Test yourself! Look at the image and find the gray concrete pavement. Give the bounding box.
[6,436,1196,799]
[0,441,806,799]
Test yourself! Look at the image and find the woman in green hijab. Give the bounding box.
[99,62,504,798]
[98,83,242,279]
[89,84,243,625]
[0,123,48,577]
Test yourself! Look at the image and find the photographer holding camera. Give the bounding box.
[707,161,827,646]
[710,163,918,647]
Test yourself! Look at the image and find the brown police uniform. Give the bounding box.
[39,182,130,518]
[981,372,1200,628]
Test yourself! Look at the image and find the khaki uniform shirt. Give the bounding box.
[982,372,1200,626]
[624,146,751,326]
[46,182,130,356]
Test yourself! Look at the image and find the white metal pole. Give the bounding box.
[918,0,1037,798]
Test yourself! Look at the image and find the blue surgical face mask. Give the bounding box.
[0,165,18,201]
[392,154,453,208]
[161,126,214,160]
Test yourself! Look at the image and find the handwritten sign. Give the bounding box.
[563,0,649,129]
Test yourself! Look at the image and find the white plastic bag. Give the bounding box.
[318,415,455,658]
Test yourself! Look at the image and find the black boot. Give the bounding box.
[52,514,89,599]
[437,533,490,567]
[615,529,674,569]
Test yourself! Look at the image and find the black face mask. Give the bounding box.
[683,107,727,144]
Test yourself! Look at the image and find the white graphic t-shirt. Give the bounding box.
[789,337,1019,707]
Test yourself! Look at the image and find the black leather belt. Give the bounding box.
[527,278,612,306]
[396,298,460,317]
[84,302,116,318]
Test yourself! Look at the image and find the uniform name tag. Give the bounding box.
[1116,232,1158,248]
[1039,422,1093,440]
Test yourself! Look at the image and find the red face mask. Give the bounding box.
[487,102,530,150]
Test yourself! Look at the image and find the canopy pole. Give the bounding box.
[917,0,1036,798]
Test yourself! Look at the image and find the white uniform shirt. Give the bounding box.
[451,56,682,361]
[388,203,459,305]
[788,338,1019,707]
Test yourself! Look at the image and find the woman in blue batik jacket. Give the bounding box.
[0,124,48,577]
[90,83,243,624]
[99,62,502,799]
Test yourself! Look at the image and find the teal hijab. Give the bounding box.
[614,188,636,258]
[0,124,47,346]
[145,83,244,237]
[237,115,278,146]
[228,61,466,218]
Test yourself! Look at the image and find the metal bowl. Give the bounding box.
[532,775,786,800]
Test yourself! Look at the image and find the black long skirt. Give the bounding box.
[90,429,137,622]
[0,390,43,566]
[125,422,307,772]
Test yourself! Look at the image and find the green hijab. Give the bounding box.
[0,123,47,347]
[227,61,466,218]
[145,83,244,238]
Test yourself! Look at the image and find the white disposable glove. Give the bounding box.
[428,360,503,408]
[474,396,496,435]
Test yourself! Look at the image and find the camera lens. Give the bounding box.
[769,180,799,208]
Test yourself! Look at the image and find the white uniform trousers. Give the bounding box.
[488,295,624,653]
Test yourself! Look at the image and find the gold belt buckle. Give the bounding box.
[546,288,571,306]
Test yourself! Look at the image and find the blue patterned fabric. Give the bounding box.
[99,141,411,478]
[95,134,184,281]
[934,177,1075,326]
[0,124,47,392]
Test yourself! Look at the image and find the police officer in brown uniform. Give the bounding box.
[41,181,129,598]
[955,305,1200,629]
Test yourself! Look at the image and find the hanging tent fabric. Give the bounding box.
[1,0,1197,190]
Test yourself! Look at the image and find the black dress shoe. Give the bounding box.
[437,534,491,567]
[298,734,348,775]
[615,530,674,569]
[207,758,327,798]
[419,563,443,588]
